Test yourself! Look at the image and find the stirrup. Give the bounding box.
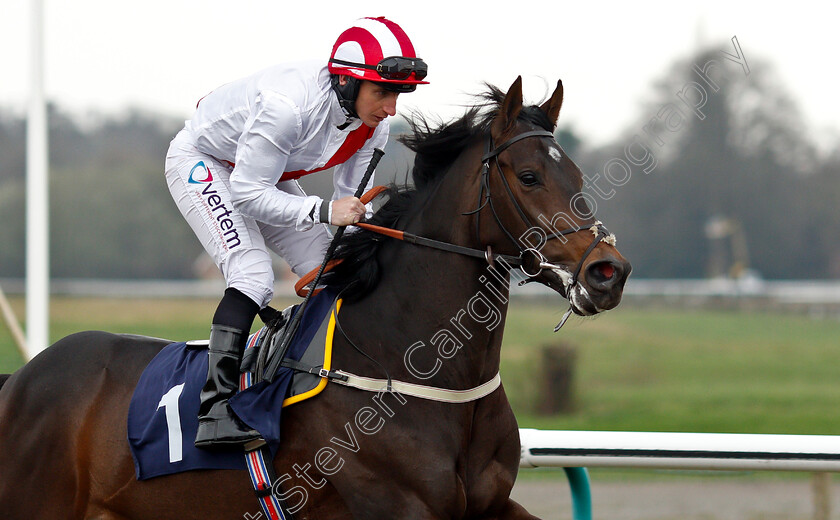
[244,437,267,452]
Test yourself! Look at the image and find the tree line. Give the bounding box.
[1,44,837,280]
[575,48,840,279]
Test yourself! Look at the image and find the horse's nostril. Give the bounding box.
[586,260,623,286]
[596,262,615,280]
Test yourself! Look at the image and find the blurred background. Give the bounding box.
[1,1,838,283]
[1,1,839,518]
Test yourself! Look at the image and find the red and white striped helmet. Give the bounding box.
[329,17,429,87]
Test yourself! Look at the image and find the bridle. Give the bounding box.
[355,129,617,288]
[323,128,617,328]
[279,127,620,392]
[468,129,616,291]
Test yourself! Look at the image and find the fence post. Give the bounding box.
[562,467,592,520]
[538,343,577,414]
[813,472,830,520]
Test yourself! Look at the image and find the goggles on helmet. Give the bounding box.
[330,56,428,82]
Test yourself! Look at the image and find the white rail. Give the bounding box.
[519,428,840,472]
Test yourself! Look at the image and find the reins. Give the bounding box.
[293,130,617,307]
[355,222,523,266]
[263,148,385,383]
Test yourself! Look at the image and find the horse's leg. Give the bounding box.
[83,509,132,520]
[461,386,546,520]
[276,385,471,520]
[483,498,542,520]
[0,351,89,518]
[0,333,172,520]
[75,339,263,520]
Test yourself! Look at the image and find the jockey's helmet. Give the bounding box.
[329,17,428,116]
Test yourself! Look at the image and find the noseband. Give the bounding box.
[470,129,616,291]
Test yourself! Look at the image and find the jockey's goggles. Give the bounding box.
[330,56,428,81]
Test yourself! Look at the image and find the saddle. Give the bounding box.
[127,288,342,480]
[240,303,347,389]
[227,288,344,442]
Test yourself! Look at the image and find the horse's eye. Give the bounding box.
[519,172,539,187]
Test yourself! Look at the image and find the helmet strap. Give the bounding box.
[331,75,360,119]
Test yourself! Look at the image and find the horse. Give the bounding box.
[0,76,629,519]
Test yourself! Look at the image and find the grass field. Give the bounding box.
[2,295,840,437]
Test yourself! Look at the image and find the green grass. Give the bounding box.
[2,295,840,437]
[505,303,840,435]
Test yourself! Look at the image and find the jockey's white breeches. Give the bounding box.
[165,129,331,308]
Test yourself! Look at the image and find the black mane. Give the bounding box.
[321,84,556,301]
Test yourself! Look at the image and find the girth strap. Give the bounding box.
[239,335,293,520]
[331,371,502,403]
[280,358,348,383]
[243,444,291,520]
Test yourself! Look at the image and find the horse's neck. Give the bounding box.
[343,151,510,387]
[408,140,484,250]
[404,247,508,377]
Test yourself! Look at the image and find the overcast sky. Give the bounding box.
[2,0,838,151]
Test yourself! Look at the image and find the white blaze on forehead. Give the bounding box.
[354,18,403,57]
[548,146,563,164]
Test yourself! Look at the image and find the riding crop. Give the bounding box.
[263,148,385,383]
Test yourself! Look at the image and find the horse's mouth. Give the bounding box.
[567,284,601,316]
[537,256,629,319]
[539,266,601,317]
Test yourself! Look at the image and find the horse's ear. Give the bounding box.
[493,76,524,139]
[540,79,564,125]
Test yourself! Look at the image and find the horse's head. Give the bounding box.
[477,76,630,319]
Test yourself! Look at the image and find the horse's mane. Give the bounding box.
[321,84,556,301]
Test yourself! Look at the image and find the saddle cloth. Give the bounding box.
[127,289,339,480]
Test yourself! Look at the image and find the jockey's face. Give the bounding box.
[343,77,399,128]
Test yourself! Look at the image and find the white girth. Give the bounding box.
[332,371,502,403]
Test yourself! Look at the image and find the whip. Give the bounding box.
[263,148,385,383]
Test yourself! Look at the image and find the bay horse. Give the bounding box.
[0,77,629,519]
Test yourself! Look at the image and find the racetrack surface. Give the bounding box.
[511,478,840,519]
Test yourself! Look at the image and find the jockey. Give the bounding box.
[164,16,428,449]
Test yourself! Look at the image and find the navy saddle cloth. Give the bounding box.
[127,288,337,480]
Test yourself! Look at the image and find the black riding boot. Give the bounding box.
[194,324,261,449]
